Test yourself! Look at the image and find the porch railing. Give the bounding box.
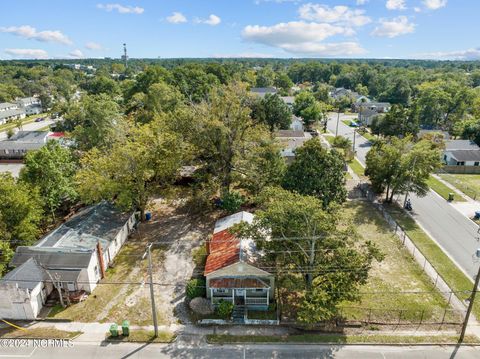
[245,297,268,305]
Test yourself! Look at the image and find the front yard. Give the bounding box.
[439,173,480,201]
[280,201,461,325]
[49,198,216,325]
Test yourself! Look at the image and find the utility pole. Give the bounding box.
[143,243,158,337]
[459,250,480,343]
[403,156,418,208]
[352,129,356,153]
[335,110,340,136]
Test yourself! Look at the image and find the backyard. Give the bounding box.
[280,200,461,325]
[49,197,216,325]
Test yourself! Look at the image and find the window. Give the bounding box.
[475,162,479,167]
[214,288,227,294]
[255,288,265,292]
[457,161,465,166]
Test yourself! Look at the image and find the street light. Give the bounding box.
[143,243,158,337]
[459,248,480,343]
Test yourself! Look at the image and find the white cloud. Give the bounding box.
[298,3,371,27]
[69,49,84,58]
[212,52,274,58]
[0,25,72,45]
[386,0,406,10]
[414,7,422,12]
[97,3,144,14]
[371,16,415,38]
[423,0,447,10]
[417,48,480,60]
[4,48,49,59]
[167,12,187,24]
[356,0,369,4]
[85,41,103,50]
[242,21,365,56]
[197,14,221,26]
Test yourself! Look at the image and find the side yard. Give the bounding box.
[280,200,461,326]
[49,198,216,325]
[439,173,480,201]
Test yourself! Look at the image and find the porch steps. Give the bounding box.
[232,306,245,324]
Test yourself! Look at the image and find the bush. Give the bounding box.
[192,245,207,267]
[219,191,244,213]
[216,300,234,319]
[186,278,206,299]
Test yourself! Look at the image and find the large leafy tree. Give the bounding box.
[293,91,316,117]
[0,173,43,246]
[370,104,419,137]
[252,93,292,132]
[240,187,382,323]
[283,139,346,208]
[365,137,442,202]
[20,141,78,220]
[76,120,186,219]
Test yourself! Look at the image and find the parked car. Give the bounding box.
[349,121,359,127]
[35,117,45,122]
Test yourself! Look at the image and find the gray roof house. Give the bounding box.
[443,140,480,171]
[1,202,138,319]
[16,96,43,115]
[0,102,26,124]
[250,87,277,98]
[0,131,51,160]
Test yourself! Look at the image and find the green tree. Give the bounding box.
[0,173,43,246]
[370,104,419,137]
[283,139,346,208]
[20,141,78,220]
[365,137,442,202]
[274,72,294,93]
[240,187,382,323]
[299,101,328,129]
[252,93,292,132]
[293,91,316,117]
[76,120,186,219]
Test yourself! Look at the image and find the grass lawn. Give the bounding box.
[0,112,49,132]
[342,119,353,126]
[206,334,479,344]
[349,158,365,177]
[358,131,375,142]
[105,330,175,343]
[0,327,81,339]
[384,204,480,319]
[426,176,466,202]
[323,134,335,145]
[337,201,459,324]
[439,174,480,201]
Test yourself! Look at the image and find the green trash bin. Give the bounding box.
[122,320,130,336]
[109,323,118,337]
[448,193,455,201]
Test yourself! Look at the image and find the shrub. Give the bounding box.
[216,300,234,319]
[192,245,207,267]
[186,278,206,299]
[220,191,244,213]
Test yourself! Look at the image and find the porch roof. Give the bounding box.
[210,277,269,289]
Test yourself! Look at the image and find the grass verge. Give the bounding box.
[206,334,479,345]
[426,176,465,202]
[384,204,479,319]
[0,327,82,339]
[105,330,175,343]
[439,174,480,201]
[349,158,365,177]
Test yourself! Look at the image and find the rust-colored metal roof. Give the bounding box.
[209,277,269,289]
[204,229,240,275]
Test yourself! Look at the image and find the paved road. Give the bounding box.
[0,118,56,140]
[1,341,479,359]
[327,113,480,280]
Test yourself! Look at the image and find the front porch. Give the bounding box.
[209,277,271,311]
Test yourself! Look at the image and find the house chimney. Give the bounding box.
[96,242,106,279]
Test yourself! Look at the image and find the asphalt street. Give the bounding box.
[0,117,56,141]
[327,113,480,280]
[1,341,480,359]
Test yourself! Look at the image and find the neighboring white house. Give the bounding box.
[204,212,274,312]
[275,130,312,162]
[443,140,480,167]
[1,202,137,319]
[289,115,304,132]
[0,102,25,125]
[16,97,43,115]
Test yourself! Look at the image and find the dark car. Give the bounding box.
[34,117,45,122]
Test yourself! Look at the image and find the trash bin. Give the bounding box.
[475,211,480,220]
[145,212,152,221]
[122,320,130,336]
[109,323,118,337]
[448,193,455,201]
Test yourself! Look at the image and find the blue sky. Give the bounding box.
[0,0,479,60]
